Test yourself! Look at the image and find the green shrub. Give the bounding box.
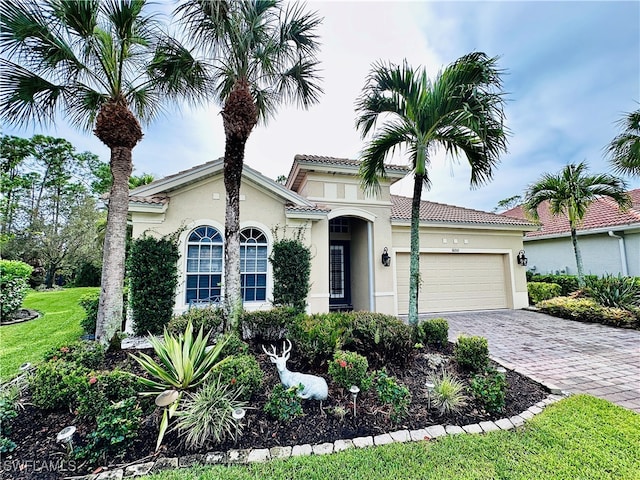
[77,370,144,418]
[128,234,180,335]
[74,397,141,463]
[216,332,250,359]
[0,387,18,451]
[428,371,468,415]
[29,360,87,410]
[239,307,298,341]
[374,370,411,422]
[471,369,507,414]
[176,377,247,447]
[79,293,99,335]
[527,281,562,304]
[537,296,637,328]
[167,306,224,337]
[585,274,640,309]
[0,259,33,320]
[211,354,264,401]
[344,312,415,368]
[43,340,105,370]
[328,350,371,391]
[289,312,351,366]
[415,318,449,347]
[269,237,311,314]
[529,274,597,296]
[264,384,303,422]
[455,336,489,372]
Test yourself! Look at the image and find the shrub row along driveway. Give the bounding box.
[421,309,640,413]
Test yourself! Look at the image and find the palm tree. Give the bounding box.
[355,53,508,326]
[0,0,208,344]
[175,0,322,329]
[524,162,630,287]
[607,108,640,177]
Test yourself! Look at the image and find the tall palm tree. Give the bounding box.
[524,162,630,287]
[356,53,508,326]
[0,0,208,344]
[175,0,322,329]
[607,108,640,177]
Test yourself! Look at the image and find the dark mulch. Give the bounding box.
[3,344,547,480]
[0,309,40,326]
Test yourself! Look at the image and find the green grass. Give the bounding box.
[144,395,640,480]
[0,287,98,381]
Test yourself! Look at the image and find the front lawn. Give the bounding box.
[144,395,640,480]
[0,287,98,381]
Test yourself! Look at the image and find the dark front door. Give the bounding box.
[329,240,352,310]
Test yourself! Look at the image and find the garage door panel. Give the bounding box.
[396,253,509,314]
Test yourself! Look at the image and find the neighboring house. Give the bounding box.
[502,189,640,277]
[128,155,536,318]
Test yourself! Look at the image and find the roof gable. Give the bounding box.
[502,188,640,237]
[128,158,314,208]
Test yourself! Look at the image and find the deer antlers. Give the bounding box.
[261,339,292,360]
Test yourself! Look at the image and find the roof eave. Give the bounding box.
[391,218,538,232]
[525,223,640,240]
[129,202,168,214]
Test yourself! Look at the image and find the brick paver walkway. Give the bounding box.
[420,309,640,413]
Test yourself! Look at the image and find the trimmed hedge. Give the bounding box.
[128,235,179,335]
[0,259,33,320]
[415,318,449,347]
[239,307,298,342]
[167,306,224,337]
[528,274,597,296]
[269,238,311,314]
[527,282,562,304]
[537,296,638,329]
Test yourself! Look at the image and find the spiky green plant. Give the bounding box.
[175,376,247,448]
[428,371,468,415]
[129,321,230,450]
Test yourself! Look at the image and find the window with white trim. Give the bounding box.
[185,226,223,304]
[240,228,268,302]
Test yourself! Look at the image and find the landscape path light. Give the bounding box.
[56,426,76,454]
[349,385,360,417]
[425,381,435,410]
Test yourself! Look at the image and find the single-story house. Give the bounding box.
[502,189,640,277]
[128,155,536,317]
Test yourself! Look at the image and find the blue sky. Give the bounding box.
[5,1,639,212]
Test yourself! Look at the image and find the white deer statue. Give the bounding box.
[262,339,328,402]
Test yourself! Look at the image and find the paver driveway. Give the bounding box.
[420,309,640,413]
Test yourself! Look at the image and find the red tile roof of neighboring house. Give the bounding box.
[391,195,536,227]
[292,154,410,173]
[502,189,640,238]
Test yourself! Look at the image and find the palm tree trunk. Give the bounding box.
[221,80,258,331]
[570,227,585,288]
[95,146,132,345]
[223,138,245,331]
[408,174,424,326]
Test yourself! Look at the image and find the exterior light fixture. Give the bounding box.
[349,385,360,417]
[56,426,76,453]
[232,407,246,421]
[425,381,435,410]
[155,389,179,407]
[517,250,528,266]
[381,247,391,267]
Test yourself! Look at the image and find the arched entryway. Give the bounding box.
[328,215,374,311]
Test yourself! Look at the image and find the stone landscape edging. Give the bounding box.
[61,352,571,480]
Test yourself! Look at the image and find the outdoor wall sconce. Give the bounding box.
[381,247,391,267]
[517,250,528,267]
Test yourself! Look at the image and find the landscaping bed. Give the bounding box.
[3,340,547,480]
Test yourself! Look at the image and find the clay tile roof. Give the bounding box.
[293,154,410,173]
[390,195,535,227]
[128,196,169,205]
[502,188,640,238]
[285,204,331,213]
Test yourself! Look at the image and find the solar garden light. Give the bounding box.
[19,362,32,372]
[232,407,246,422]
[349,385,360,417]
[56,426,76,454]
[425,381,435,410]
[155,389,179,407]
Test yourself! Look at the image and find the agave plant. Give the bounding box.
[585,274,640,309]
[129,321,230,450]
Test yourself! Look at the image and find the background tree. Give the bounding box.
[523,162,630,287]
[607,108,640,177]
[0,135,32,236]
[356,53,508,326]
[175,0,322,329]
[493,194,522,213]
[0,0,208,344]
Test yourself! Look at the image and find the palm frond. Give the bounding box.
[607,108,640,177]
[49,0,99,39]
[0,59,66,127]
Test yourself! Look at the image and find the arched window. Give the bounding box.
[240,228,268,302]
[185,226,223,304]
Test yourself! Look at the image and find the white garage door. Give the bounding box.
[396,253,510,314]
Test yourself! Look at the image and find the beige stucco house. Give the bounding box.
[128,155,536,316]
